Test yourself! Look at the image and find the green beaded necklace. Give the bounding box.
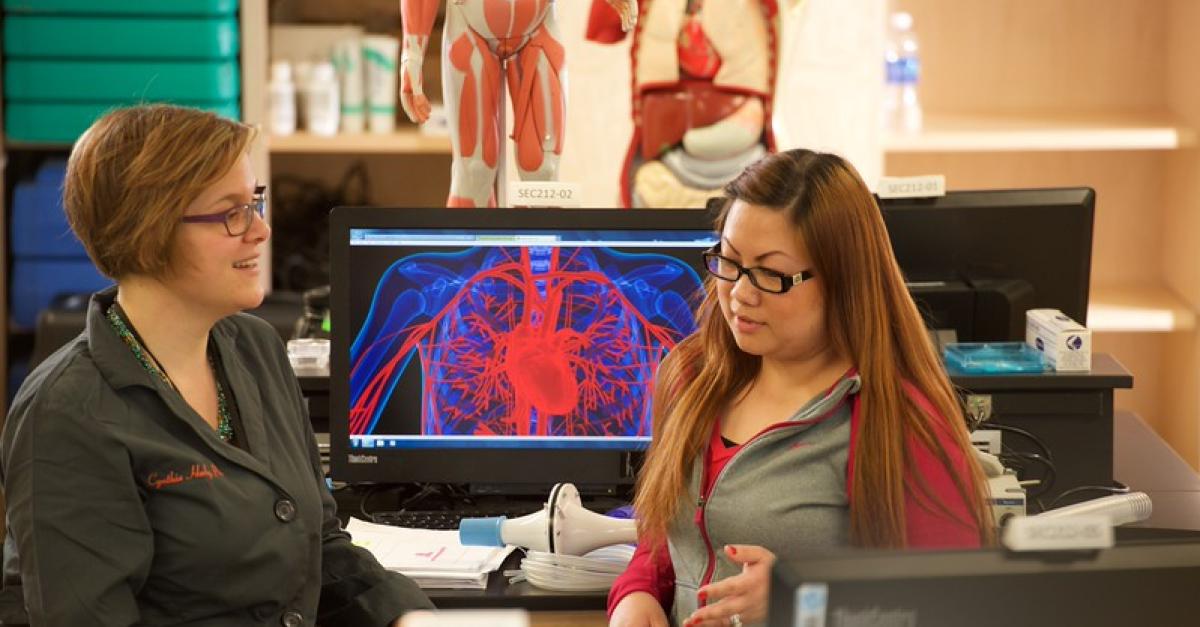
[106,304,234,443]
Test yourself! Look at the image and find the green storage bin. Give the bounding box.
[2,0,236,16]
[5,59,240,101]
[5,100,242,143]
[5,16,239,59]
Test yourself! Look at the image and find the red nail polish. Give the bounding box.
[698,591,707,604]
[728,545,738,556]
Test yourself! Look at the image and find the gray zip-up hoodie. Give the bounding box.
[667,374,862,626]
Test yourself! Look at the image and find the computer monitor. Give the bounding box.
[878,188,1095,342]
[768,534,1200,627]
[328,207,717,491]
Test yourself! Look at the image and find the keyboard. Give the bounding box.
[372,505,544,530]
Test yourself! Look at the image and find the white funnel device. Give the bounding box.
[459,483,637,555]
[1036,492,1153,527]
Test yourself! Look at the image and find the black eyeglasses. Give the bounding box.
[180,185,267,237]
[702,246,815,294]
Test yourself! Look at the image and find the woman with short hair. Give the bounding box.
[2,104,433,626]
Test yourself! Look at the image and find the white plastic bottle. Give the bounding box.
[268,60,297,136]
[304,61,341,137]
[333,37,365,133]
[883,11,922,134]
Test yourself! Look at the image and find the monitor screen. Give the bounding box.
[768,534,1200,627]
[329,208,717,489]
[879,188,1095,342]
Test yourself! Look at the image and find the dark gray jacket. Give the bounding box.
[1,288,433,626]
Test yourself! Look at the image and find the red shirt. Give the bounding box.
[607,387,982,616]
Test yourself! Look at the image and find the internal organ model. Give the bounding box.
[588,0,782,208]
[349,246,701,439]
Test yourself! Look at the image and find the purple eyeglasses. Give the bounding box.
[180,185,266,237]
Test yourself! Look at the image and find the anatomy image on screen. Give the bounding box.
[349,244,702,442]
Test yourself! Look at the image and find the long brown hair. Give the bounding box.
[635,149,994,548]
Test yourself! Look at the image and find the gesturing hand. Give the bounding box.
[683,544,776,627]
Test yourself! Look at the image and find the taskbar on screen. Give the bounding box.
[349,435,648,450]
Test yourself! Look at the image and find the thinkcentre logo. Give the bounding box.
[349,454,379,464]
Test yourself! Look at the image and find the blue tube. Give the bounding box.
[459,516,506,547]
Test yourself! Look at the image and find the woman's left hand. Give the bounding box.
[683,544,776,627]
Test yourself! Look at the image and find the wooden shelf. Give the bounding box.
[885,112,1195,153]
[268,130,451,155]
[1088,284,1196,333]
[3,140,71,151]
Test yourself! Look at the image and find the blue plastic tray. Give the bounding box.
[5,100,241,143]
[5,16,239,59]
[11,258,112,329]
[944,342,1047,375]
[5,59,240,101]
[10,160,85,258]
[2,0,236,16]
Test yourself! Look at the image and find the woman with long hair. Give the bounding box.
[608,149,994,627]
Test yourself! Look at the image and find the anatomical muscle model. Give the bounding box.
[400,0,637,207]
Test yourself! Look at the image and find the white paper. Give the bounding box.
[346,517,515,587]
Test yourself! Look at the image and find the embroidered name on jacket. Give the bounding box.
[146,464,226,490]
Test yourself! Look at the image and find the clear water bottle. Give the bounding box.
[883,11,923,134]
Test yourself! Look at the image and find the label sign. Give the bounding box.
[510,181,582,208]
[877,174,946,199]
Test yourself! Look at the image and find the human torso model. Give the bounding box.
[588,0,784,208]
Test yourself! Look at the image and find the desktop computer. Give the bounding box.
[328,207,717,495]
[880,187,1094,342]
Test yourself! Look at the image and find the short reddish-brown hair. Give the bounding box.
[64,104,256,278]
